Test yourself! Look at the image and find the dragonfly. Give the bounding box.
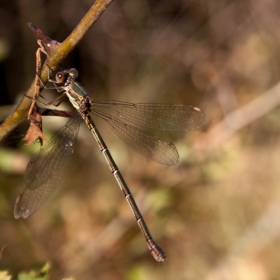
[14,68,207,262]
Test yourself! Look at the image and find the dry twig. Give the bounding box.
[0,0,114,142]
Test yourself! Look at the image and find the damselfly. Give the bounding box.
[14,68,206,262]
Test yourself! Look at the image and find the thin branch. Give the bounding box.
[196,81,280,152]
[0,0,114,141]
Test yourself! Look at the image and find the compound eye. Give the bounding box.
[55,72,66,84]
[69,68,78,79]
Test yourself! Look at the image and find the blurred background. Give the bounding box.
[1,0,280,279]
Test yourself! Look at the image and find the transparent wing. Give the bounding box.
[93,110,179,165]
[14,115,81,219]
[93,101,207,131]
